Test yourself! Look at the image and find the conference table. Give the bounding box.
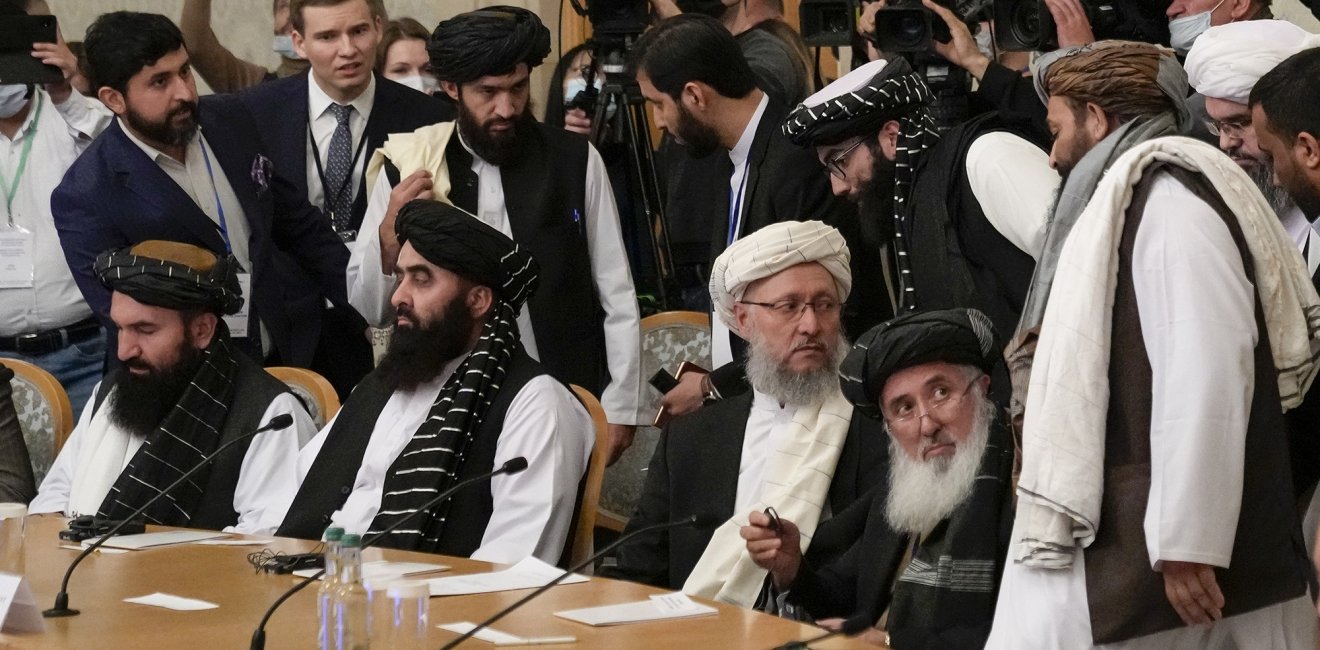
[0,517,881,648]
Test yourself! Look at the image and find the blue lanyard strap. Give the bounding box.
[727,162,750,247]
[198,138,233,253]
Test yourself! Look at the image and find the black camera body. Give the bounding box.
[58,514,146,543]
[993,0,1169,51]
[871,0,989,53]
[800,0,857,47]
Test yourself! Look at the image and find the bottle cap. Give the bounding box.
[323,526,345,542]
[386,580,431,600]
[340,533,362,547]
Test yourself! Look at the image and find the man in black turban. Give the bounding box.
[29,241,316,534]
[351,6,645,467]
[281,201,595,563]
[741,307,1016,648]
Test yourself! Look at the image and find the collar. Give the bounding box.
[308,72,376,122]
[1282,204,1312,252]
[729,92,770,168]
[750,388,797,416]
[120,119,202,166]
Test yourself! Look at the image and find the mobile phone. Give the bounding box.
[0,15,62,86]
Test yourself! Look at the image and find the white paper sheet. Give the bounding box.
[438,622,577,646]
[294,560,449,582]
[554,592,716,627]
[0,574,44,633]
[84,530,228,550]
[426,557,587,597]
[59,544,128,554]
[123,592,219,611]
[193,538,272,546]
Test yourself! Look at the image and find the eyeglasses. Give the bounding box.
[823,138,867,180]
[738,298,842,321]
[1204,117,1252,139]
[883,378,978,432]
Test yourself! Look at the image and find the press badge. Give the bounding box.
[224,272,252,338]
[0,225,34,289]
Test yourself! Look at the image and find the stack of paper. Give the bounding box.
[84,530,228,550]
[554,592,717,626]
[426,557,588,597]
[438,622,577,646]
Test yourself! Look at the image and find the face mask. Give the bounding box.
[1168,0,1225,54]
[564,76,617,121]
[0,85,30,120]
[273,34,303,60]
[396,74,439,95]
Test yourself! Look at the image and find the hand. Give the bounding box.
[378,170,434,274]
[660,371,706,418]
[817,620,888,646]
[1045,0,1095,47]
[649,0,682,19]
[1161,560,1225,626]
[564,108,593,136]
[922,0,991,80]
[857,0,886,39]
[32,31,81,104]
[605,423,636,466]
[740,510,802,589]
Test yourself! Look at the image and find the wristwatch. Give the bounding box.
[700,373,722,402]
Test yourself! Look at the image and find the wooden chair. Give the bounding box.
[265,367,340,429]
[1,358,74,487]
[567,384,610,569]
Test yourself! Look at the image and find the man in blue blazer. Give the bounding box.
[52,11,354,377]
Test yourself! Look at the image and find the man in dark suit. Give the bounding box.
[0,365,34,504]
[52,11,351,379]
[237,0,454,397]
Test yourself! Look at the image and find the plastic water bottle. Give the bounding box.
[333,534,370,650]
[317,526,345,650]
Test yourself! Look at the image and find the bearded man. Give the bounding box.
[603,221,887,610]
[743,308,1014,648]
[30,241,316,534]
[278,201,593,564]
[349,6,643,465]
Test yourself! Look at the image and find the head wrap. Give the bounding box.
[1033,40,1190,131]
[1186,20,1320,105]
[428,6,551,84]
[839,308,998,420]
[95,240,243,315]
[395,200,539,310]
[708,220,851,335]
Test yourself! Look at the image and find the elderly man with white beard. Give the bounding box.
[742,308,1015,648]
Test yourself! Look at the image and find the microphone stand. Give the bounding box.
[42,413,295,618]
[248,457,529,650]
[771,613,872,650]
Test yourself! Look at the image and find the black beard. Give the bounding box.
[377,293,478,391]
[674,102,723,159]
[857,148,897,242]
[457,99,535,166]
[107,344,205,439]
[124,99,198,148]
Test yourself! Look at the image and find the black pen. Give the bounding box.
[763,506,783,534]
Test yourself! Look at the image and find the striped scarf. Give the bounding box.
[887,74,939,312]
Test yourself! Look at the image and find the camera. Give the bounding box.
[871,0,990,53]
[800,0,857,47]
[993,0,1169,51]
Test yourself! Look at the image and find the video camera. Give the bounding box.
[870,0,991,53]
[993,0,1167,51]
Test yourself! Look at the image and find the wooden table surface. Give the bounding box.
[0,517,880,649]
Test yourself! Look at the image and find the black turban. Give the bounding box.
[839,308,998,419]
[95,240,244,315]
[428,6,551,84]
[395,200,539,309]
[782,57,931,147]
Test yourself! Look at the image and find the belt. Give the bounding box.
[0,318,102,356]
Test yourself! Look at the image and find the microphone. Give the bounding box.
[249,456,529,650]
[770,613,872,650]
[440,513,717,650]
[43,413,296,618]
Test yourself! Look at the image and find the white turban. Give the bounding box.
[1186,20,1320,105]
[708,220,851,334]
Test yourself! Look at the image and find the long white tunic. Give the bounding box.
[986,172,1314,648]
[29,384,316,535]
[288,357,594,565]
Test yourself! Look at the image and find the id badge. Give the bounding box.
[0,225,34,289]
[224,272,252,338]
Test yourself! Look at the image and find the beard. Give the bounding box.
[456,97,536,167]
[673,102,723,159]
[107,343,206,439]
[124,99,198,149]
[884,391,995,535]
[1242,159,1298,216]
[744,330,849,407]
[377,293,478,391]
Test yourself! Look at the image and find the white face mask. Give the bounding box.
[395,74,439,95]
[273,34,303,60]
[0,85,30,120]
[563,76,617,120]
[1168,0,1225,54]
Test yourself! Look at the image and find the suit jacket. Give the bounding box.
[603,391,889,590]
[52,94,350,367]
[238,71,454,233]
[0,366,34,504]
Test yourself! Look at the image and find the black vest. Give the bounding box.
[91,352,291,530]
[276,350,548,557]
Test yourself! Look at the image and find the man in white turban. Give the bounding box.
[602,221,889,612]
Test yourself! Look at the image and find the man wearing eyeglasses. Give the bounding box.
[742,307,1014,647]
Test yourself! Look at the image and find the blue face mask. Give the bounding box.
[1168,0,1225,54]
[272,34,303,60]
[563,77,617,121]
[0,84,30,119]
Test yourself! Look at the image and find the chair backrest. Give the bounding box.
[567,384,610,569]
[264,367,340,429]
[1,359,73,487]
[598,311,712,532]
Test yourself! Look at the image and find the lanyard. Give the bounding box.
[307,113,370,221]
[0,92,42,226]
[727,161,750,247]
[199,138,233,253]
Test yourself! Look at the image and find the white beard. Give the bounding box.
[744,332,849,407]
[884,395,995,535]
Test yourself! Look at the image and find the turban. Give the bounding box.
[1033,40,1190,131]
[1186,20,1320,105]
[782,58,931,147]
[708,220,851,335]
[395,200,539,310]
[839,308,998,420]
[95,240,243,315]
[428,6,551,84]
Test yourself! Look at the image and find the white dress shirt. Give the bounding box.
[1280,204,1320,276]
[965,131,1060,261]
[0,89,111,336]
[305,74,375,223]
[291,357,593,564]
[348,136,645,425]
[30,383,317,535]
[734,389,797,516]
[712,93,770,369]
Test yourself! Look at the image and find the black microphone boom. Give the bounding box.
[249,456,529,650]
[440,513,714,650]
[42,413,296,618]
[771,613,872,650]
